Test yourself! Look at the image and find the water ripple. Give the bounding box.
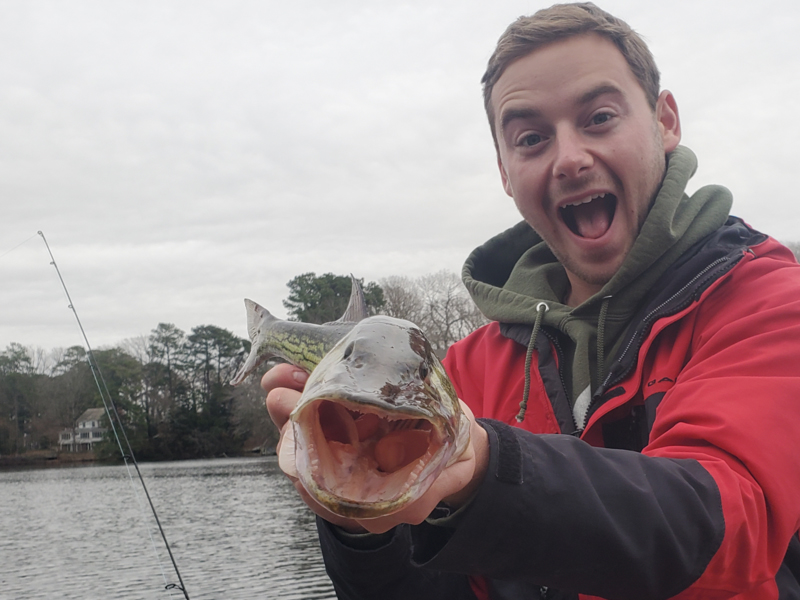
[0,457,336,600]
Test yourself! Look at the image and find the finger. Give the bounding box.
[261,363,308,394]
[266,386,302,430]
[442,416,489,507]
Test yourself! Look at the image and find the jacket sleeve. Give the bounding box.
[640,245,800,597]
[316,517,478,600]
[408,419,726,600]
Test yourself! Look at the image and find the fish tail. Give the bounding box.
[245,298,276,340]
[230,299,278,386]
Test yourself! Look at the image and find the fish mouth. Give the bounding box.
[559,192,617,239]
[292,399,450,518]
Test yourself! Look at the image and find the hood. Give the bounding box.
[462,146,732,406]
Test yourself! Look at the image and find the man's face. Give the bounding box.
[491,33,681,305]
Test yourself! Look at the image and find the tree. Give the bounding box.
[50,346,96,428]
[148,323,187,403]
[380,275,424,323]
[185,325,246,406]
[153,325,249,459]
[89,347,148,459]
[283,272,385,324]
[0,343,34,376]
[0,270,486,461]
[230,376,280,453]
[379,271,488,355]
[0,344,36,453]
[417,271,488,354]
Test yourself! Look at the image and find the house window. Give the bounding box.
[92,432,102,438]
[80,432,90,439]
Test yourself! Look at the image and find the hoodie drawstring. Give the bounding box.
[596,295,612,386]
[517,302,548,422]
[516,296,611,423]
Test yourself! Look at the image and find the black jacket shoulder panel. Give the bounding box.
[596,218,765,401]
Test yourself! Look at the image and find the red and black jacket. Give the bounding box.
[319,218,800,599]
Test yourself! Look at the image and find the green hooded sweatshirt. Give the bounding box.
[462,146,732,426]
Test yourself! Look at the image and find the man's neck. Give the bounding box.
[565,278,603,307]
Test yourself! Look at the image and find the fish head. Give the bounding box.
[289,316,470,519]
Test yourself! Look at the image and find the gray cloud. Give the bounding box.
[2,0,798,350]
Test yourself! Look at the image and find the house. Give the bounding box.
[58,408,108,452]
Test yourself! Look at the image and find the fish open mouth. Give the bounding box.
[292,399,447,518]
[560,193,617,239]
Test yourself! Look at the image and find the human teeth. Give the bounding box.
[565,192,606,208]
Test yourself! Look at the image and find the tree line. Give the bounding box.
[0,270,486,461]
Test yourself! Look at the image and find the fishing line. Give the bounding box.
[38,231,191,600]
[0,232,39,261]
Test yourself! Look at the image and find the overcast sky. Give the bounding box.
[2,0,799,352]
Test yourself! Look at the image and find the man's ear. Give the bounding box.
[656,90,681,153]
[497,154,513,197]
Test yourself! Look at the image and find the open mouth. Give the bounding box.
[292,399,444,515]
[560,193,617,239]
[315,400,433,474]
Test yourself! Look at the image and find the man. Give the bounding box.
[264,3,800,598]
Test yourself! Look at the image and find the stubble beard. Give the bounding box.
[547,129,668,293]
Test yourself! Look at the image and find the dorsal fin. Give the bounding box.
[244,298,275,341]
[336,274,369,323]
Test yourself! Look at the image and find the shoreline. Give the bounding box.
[0,450,97,470]
[0,447,276,470]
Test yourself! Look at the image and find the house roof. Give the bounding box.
[77,408,106,424]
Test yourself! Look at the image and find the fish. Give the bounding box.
[231,277,471,519]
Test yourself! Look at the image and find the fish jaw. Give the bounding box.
[286,316,471,518]
[291,397,465,519]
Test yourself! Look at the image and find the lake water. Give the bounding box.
[0,457,337,600]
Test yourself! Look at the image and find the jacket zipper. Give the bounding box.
[542,329,580,434]
[578,252,743,432]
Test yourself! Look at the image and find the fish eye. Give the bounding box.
[343,342,355,359]
[419,362,429,381]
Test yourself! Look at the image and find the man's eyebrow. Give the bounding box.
[499,85,625,133]
[500,108,542,134]
[578,84,624,106]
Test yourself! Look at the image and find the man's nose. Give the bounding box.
[551,128,593,179]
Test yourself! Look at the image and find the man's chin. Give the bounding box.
[552,241,621,281]
[561,256,624,301]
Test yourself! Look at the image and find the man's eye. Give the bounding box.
[518,133,542,147]
[591,113,612,126]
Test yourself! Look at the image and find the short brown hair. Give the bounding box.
[482,2,660,142]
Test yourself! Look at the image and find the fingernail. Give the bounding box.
[292,370,309,383]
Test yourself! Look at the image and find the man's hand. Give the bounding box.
[352,401,489,534]
[262,362,489,534]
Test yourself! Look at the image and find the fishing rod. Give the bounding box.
[38,231,191,600]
